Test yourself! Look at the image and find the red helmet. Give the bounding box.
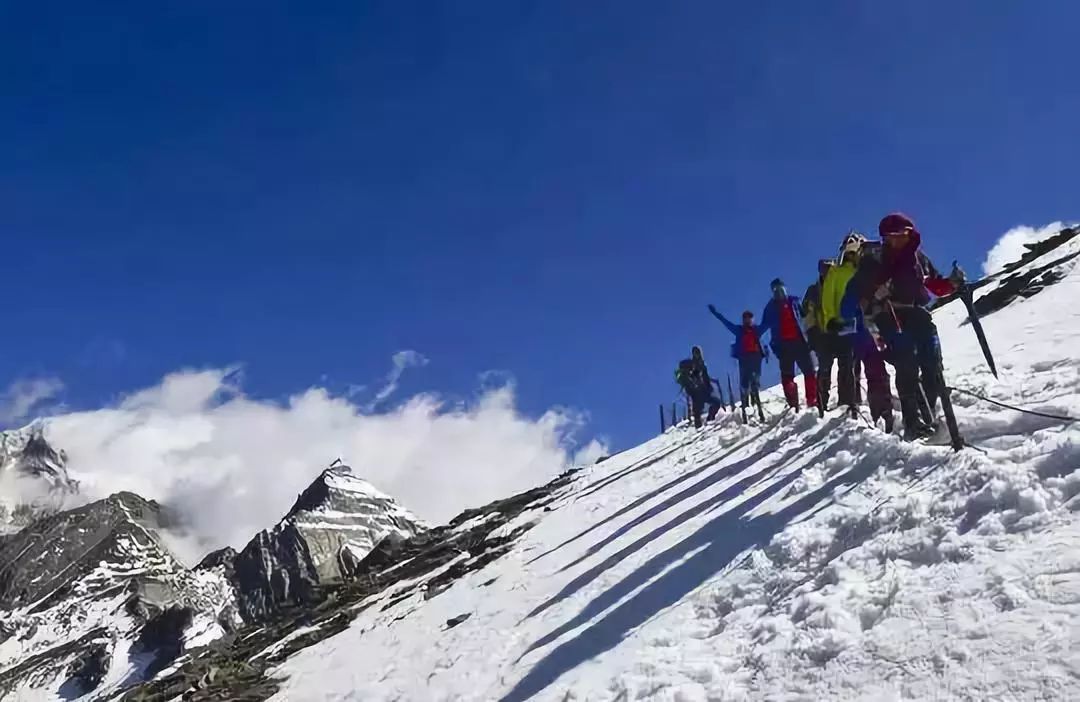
[879,213,916,238]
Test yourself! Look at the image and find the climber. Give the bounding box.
[801,259,834,359]
[707,305,770,410]
[839,239,896,433]
[675,345,726,428]
[873,213,961,438]
[818,231,864,414]
[759,279,818,410]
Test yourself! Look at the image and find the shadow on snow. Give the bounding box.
[526,413,796,568]
[501,421,886,702]
[523,418,842,624]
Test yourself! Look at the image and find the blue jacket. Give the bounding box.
[708,308,768,360]
[759,295,808,348]
[840,275,883,350]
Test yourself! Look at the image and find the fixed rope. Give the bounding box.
[948,385,1079,423]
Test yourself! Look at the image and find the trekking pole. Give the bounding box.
[887,300,903,334]
[659,404,666,433]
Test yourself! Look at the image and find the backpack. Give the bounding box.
[674,359,696,389]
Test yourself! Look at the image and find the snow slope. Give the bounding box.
[268,228,1080,701]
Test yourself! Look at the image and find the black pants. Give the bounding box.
[738,355,763,408]
[817,332,856,408]
[689,390,724,428]
[876,305,943,428]
[776,338,815,378]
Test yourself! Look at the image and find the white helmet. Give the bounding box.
[839,230,867,258]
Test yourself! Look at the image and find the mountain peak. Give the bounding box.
[0,423,79,533]
[227,461,429,622]
[0,489,239,699]
[0,422,77,491]
[286,463,411,519]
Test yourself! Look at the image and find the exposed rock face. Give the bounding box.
[0,424,75,490]
[0,492,238,700]
[930,227,1080,319]
[0,457,430,698]
[222,465,428,623]
[0,424,78,533]
[972,228,1080,318]
[115,469,576,702]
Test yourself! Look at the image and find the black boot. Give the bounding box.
[900,395,934,441]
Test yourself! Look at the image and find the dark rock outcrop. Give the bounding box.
[133,606,196,678]
[115,469,578,702]
[228,466,427,623]
[0,424,78,533]
[61,638,113,699]
[932,227,1079,318]
[972,245,1080,318]
[0,492,237,699]
[0,424,76,491]
[0,491,168,610]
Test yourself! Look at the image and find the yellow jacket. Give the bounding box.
[821,259,857,328]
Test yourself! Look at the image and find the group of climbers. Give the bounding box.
[678,212,965,440]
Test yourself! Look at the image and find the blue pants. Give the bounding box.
[876,305,942,427]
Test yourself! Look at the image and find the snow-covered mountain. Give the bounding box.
[0,491,238,700]
[3,224,1080,701]
[0,462,429,700]
[0,424,78,534]
[125,225,1080,701]
[206,465,429,623]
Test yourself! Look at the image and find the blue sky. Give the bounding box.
[2,1,1079,449]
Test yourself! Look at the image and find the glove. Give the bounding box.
[873,284,890,301]
[926,277,956,297]
[708,304,718,315]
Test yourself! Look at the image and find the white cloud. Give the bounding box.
[363,350,429,411]
[982,221,1073,277]
[478,369,516,390]
[0,377,65,426]
[573,439,610,466]
[43,363,606,564]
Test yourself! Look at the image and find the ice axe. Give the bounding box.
[951,260,998,378]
